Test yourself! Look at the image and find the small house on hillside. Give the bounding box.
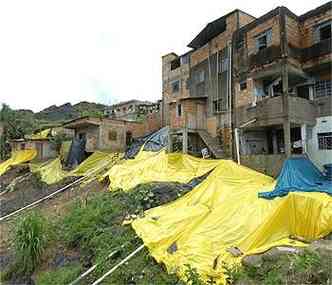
[10,126,74,161]
[62,116,153,153]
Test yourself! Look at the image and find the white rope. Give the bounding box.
[0,158,114,222]
[91,244,144,285]
[69,245,124,285]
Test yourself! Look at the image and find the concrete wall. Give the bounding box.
[240,154,286,177]
[307,116,332,168]
[11,140,57,161]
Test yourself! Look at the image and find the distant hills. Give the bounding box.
[24,101,107,123]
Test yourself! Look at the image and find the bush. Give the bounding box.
[13,212,50,275]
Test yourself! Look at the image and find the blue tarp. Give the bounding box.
[259,157,332,199]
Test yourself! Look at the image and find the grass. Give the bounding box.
[36,263,82,285]
[13,212,50,274]
[1,212,51,282]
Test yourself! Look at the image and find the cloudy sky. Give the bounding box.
[0,0,325,112]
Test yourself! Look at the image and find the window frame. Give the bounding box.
[176,104,182,117]
[317,132,332,150]
[239,80,247,91]
[108,130,117,141]
[255,29,272,52]
[171,80,180,94]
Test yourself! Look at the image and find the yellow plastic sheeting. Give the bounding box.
[30,158,67,185]
[0,149,37,176]
[132,160,332,284]
[30,152,121,185]
[26,128,51,140]
[70,151,121,177]
[104,150,222,191]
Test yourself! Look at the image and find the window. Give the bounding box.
[318,132,332,150]
[180,54,189,65]
[218,49,229,72]
[314,21,332,42]
[171,80,180,93]
[315,80,332,98]
[255,29,272,52]
[170,58,181,70]
[176,104,182,117]
[109,130,117,141]
[239,80,247,91]
[213,99,222,113]
[195,70,205,83]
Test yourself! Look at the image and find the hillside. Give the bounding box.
[34,101,107,122]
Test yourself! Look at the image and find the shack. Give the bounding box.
[62,116,149,153]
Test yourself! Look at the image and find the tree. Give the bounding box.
[0,104,37,159]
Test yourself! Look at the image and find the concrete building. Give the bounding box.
[63,115,161,153]
[162,3,332,175]
[105,99,160,122]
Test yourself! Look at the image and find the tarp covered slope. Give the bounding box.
[104,150,221,191]
[30,158,67,184]
[31,151,121,185]
[259,157,332,199]
[132,160,332,284]
[0,149,37,176]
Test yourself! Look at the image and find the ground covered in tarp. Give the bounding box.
[30,151,121,185]
[103,150,221,192]
[132,160,332,284]
[259,157,332,199]
[0,150,37,176]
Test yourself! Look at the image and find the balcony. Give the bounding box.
[236,96,316,127]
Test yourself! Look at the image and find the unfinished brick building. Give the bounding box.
[162,2,331,175]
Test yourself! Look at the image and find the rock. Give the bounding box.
[242,246,303,268]
[241,254,263,268]
[308,239,332,258]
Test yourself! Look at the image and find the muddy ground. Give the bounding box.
[0,166,107,285]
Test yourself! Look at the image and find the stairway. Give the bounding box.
[198,130,224,159]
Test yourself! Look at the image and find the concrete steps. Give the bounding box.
[198,130,224,159]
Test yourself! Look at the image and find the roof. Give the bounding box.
[110,99,155,108]
[62,116,143,129]
[299,1,332,22]
[188,9,240,49]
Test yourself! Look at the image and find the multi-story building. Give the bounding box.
[105,99,160,122]
[162,2,331,175]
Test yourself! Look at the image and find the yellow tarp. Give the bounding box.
[30,151,121,185]
[132,160,332,284]
[0,149,37,176]
[26,128,51,140]
[103,150,222,191]
[30,158,67,184]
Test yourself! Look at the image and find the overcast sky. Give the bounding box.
[0,0,325,112]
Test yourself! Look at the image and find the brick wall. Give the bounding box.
[238,11,256,27]
[191,13,238,66]
[247,16,280,56]
[234,77,255,108]
[301,9,332,48]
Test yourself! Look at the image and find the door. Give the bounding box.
[196,103,206,130]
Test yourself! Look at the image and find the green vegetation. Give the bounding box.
[1,212,52,282]
[225,249,330,285]
[13,212,50,274]
[36,264,82,285]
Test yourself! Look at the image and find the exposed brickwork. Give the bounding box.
[301,8,332,48]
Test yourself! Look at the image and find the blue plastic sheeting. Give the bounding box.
[259,157,332,199]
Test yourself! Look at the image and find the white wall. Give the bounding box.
[307,116,332,169]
